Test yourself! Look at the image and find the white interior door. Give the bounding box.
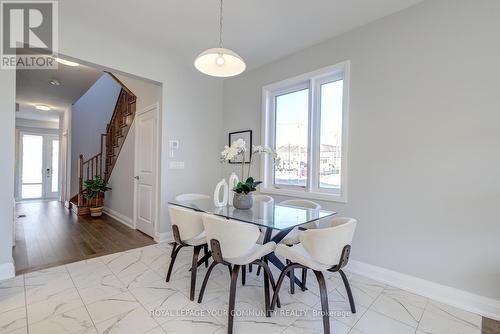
[134,105,158,237]
[20,132,60,199]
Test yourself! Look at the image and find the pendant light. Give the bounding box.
[194,0,246,77]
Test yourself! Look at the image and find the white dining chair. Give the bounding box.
[198,214,280,334]
[175,193,210,201]
[271,217,358,334]
[248,194,274,275]
[253,194,274,203]
[279,199,321,245]
[167,205,210,301]
[256,199,321,293]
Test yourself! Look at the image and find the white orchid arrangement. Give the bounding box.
[220,139,280,189]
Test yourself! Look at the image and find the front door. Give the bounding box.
[134,105,158,237]
[20,132,60,200]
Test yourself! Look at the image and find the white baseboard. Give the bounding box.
[348,259,500,321]
[103,207,134,229]
[0,260,15,281]
[154,231,173,243]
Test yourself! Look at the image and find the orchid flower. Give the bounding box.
[220,140,280,181]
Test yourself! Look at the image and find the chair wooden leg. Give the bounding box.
[270,262,302,310]
[169,242,177,258]
[287,259,295,294]
[339,269,356,313]
[198,261,218,303]
[301,268,307,291]
[242,265,246,285]
[228,265,240,334]
[257,260,281,308]
[263,262,271,317]
[190,245,202,301]
[166,245,183,282]
[314,270,330,334]
[203,244,209,268]
[258,259,281,311]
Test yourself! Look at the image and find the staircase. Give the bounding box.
[70,73,137,215]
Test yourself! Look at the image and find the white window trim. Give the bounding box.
[260,61,350,203]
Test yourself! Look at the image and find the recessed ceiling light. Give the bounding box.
[49,79,60,86]
[35,104,51,111]
[54,57,79,67]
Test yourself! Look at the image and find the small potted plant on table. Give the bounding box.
[232,177,261,209]
[220,139,279,210]
[84,176,111,217]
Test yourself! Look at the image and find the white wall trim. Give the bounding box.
[348,259,500,321]
[154,231,172,243]
[0,260,15,281]
[103,207,134,229]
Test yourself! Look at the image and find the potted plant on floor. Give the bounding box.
[84,176,111,217]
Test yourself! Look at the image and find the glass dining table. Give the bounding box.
[168,197,337,288]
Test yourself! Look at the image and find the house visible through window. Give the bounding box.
[262,61,349,202]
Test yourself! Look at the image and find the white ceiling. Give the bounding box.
[16,63,102,122]
[62,0,424,70]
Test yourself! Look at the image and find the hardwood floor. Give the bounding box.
[13,200,156,275]
[483,317,500,334]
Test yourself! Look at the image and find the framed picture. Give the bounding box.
[228,130,252,164]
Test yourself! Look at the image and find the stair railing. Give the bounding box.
[77,73,137,208]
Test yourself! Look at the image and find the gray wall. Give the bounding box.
[104,74,162,221]
[70,74,121,196]
[221,0,500,299]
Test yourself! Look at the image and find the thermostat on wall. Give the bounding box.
[169,140,179,158]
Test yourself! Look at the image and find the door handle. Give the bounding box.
[134,176,140,180]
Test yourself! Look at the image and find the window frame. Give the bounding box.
[261,61,350,203]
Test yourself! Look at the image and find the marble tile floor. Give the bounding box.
[0,242,490,334]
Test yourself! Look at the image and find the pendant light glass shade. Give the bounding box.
[194,47,246,77]
[194,0,246,77]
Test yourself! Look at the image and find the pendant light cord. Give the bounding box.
[219,0,224,48]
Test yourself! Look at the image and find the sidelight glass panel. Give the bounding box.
[51,139,59,192]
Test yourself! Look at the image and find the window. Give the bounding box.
[274,87,309,187]
[262,61,349,202]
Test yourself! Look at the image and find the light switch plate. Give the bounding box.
[169,161,185,169]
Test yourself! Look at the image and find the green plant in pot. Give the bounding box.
[221,139,279,210]
[232,177,262,209]
[84,176,111,217]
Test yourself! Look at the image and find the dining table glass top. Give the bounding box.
[168,197,336,231]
